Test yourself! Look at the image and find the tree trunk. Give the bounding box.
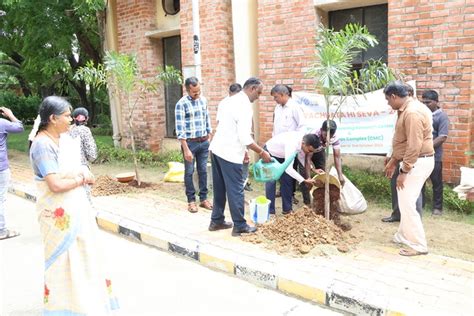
[16,76,31,97]
[324,97,331,220]
[127,97,141,186]
[88,85,96,124]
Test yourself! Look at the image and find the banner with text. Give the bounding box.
[293,81,415,154]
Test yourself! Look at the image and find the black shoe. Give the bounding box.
[244,182,253,192]
[381,216,400,223]
[293,196,299,205]
[208,221,233,231]
[282,210,293,215]
[231,225,257,236]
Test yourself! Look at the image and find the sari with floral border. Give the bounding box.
[31,134,119,315]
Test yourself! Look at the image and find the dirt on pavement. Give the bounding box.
[242,207,360,255]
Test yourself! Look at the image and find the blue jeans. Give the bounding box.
[0,168,11,234]
[265,156,294,214]
[210,154,247,229]
[183,140,210,203]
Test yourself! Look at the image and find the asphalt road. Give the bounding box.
[0,193,342,316]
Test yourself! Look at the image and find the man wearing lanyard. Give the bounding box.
[175,77,213,213]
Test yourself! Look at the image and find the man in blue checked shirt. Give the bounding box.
[175,77,213,213]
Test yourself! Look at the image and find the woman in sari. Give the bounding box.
[30,96,119,315]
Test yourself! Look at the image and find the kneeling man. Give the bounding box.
[265,132,322,215]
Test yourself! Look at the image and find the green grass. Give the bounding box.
[7,126,31,153]
[94,134,114,147]
[7,125,114,153]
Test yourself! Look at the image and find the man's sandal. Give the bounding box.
[187,202,198,213]
[199,200,213,210]
[399,248,428,257]
[0,229,20,241]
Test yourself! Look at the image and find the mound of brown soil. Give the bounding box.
[242,207,359,255]
[92,175,163,196]
[92,175,135,196]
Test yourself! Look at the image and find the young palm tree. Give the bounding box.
[75,51,182,186]
[307,23,398,220]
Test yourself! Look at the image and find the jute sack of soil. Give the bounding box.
[329,167,367,215]
[310,171,341,219]
[310,171,352,231]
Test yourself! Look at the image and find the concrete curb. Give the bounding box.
[9,181,404,316]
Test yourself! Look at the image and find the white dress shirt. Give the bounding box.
[265,131,306,183]
[273,98,306,136]
[210,91,254,164]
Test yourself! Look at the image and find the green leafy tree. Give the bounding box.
[307,23,399,220]
[0,0,106,120]
[75,51,183,186]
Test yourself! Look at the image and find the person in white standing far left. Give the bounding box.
[0,106,24,240]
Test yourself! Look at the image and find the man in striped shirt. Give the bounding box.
[175,77,213,213]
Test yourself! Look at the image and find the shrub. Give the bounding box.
[95,143,183,166]
[423,183,474,215]
[342,166,473,215]
[343,166,392,206]
[0,91,41,123]
[91,114,113,136]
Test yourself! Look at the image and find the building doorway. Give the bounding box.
[163,35,182,137]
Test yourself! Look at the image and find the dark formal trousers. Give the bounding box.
[265,156,294,214]
[210,154,247,229]
[422,161,443,211]
[300,150,326,205]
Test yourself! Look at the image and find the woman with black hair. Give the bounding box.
[30,96,118,314]
[69,107,97,168]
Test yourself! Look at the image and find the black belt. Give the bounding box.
[187,136,208,143]
[419,154,434,158]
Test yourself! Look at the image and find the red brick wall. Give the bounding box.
[116,0,165,152]
[388,0,474,183]
[179,0,235,126]
[256,0,317,143]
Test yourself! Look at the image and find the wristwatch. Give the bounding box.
[399,167,408,174]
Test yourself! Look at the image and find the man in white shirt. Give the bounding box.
[265,132,322,215]
[209,77,271,236]
[271,84,306,136]
[271,84,306,202]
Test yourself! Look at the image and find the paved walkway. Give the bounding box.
[8,162,474,316]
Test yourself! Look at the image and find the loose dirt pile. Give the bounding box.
[92,175,163,196]
[242,207,359,255]
[312,184,352,231]
[92,175,136,196]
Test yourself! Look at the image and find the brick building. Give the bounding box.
[104,0,473,183]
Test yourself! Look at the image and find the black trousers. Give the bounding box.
[299,151,326,205]
[422,161,443,211]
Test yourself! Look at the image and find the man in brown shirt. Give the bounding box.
[383,81,434,256]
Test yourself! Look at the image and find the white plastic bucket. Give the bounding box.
[249,198,270,224]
